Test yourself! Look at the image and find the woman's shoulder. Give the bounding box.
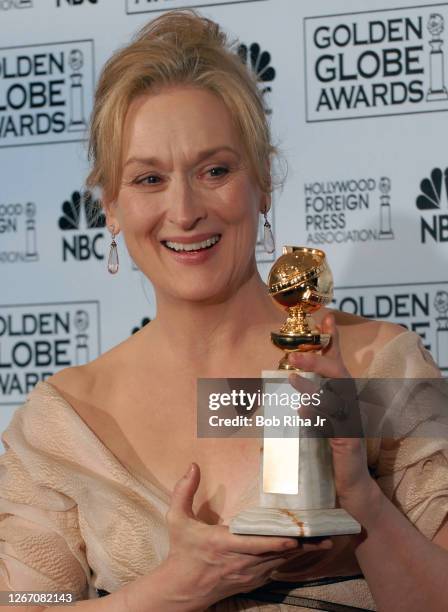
[329,309,406,376]
[330,308,439,377]
[45,359,101,406]
[332,308,404,340]
[3,365,96,455]
[45,329,139,407]
[4,338,124,457]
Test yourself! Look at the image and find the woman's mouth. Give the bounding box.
[161,234,222,264]
[163,234,221,252]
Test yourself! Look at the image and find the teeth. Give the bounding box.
[165,235,220,252]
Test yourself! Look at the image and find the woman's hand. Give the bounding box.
[162,462,333,611]
[288,313,384,525]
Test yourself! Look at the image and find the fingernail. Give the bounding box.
[288,373,300,386]
[284,539,298,549]
[184,463,194,478]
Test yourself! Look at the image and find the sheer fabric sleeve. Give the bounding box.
[0,400,91,599]
[365,331,448,540]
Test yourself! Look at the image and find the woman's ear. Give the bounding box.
[262,160,272,214]
[261,191,272,215]
[102,194,120,235]
[104,214,119,235]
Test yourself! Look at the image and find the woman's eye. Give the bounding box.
[138,175,160,185]
[207,166,229,178]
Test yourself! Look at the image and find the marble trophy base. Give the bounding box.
[229,506,361,537]
[229,370,361,537]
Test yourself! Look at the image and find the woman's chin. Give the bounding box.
[168,283,231,304]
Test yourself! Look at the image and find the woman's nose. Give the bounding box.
[166,177,207,230]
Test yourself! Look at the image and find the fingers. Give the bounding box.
[226,538,334,586]
[287,372,317,397]
[287,314,349,378]
[222,530,333,556]
[288,352,346,378]
[223,532,300,555]
[320,312,341,358]
[169,462,201,519]
[247,538,333,564]
[330,437,365,456]
[241,555,294,577]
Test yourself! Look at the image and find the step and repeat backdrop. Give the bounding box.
[1,0,448,434]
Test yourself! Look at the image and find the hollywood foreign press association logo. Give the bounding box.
[333,282,448,372]
[125,0,262,15]
[304,5,448,122]
[304,176,394,245]
[237,42,276,115]
[0,40,94,147]
[58,190,106,261]
[416,167,448,243]
[0,301,100,405]
[0,201,39,264]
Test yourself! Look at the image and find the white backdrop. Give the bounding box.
[1,0,448,435]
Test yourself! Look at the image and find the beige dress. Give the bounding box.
[0,331,447,611]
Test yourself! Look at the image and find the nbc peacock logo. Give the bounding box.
[416,167,448,243]
[237,43,276,115]
[58,190,106,261]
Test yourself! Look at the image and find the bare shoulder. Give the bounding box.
[45,364,95,404]
[45,329,148,406]
[329,308,408,375]
[45,341,122,401]
[43,346,127,432]
[332,309,406,346]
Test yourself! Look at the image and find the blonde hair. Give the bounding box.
[86,9,281,201]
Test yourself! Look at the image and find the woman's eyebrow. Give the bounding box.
[123,145,240,169]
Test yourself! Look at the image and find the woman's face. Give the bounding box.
[108,86,268,303]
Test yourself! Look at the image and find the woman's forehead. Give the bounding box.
[122,87,242,161]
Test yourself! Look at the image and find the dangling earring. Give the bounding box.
[107,225,119,274]
[262,209,275,254]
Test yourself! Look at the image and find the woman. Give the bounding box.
[0,10,447,612]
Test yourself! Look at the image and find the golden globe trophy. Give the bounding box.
[230,246,361,537]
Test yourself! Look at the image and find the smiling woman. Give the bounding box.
[0,8,448,612]
[106,86,269,302]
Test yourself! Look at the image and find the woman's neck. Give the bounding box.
[148,270,283,367]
